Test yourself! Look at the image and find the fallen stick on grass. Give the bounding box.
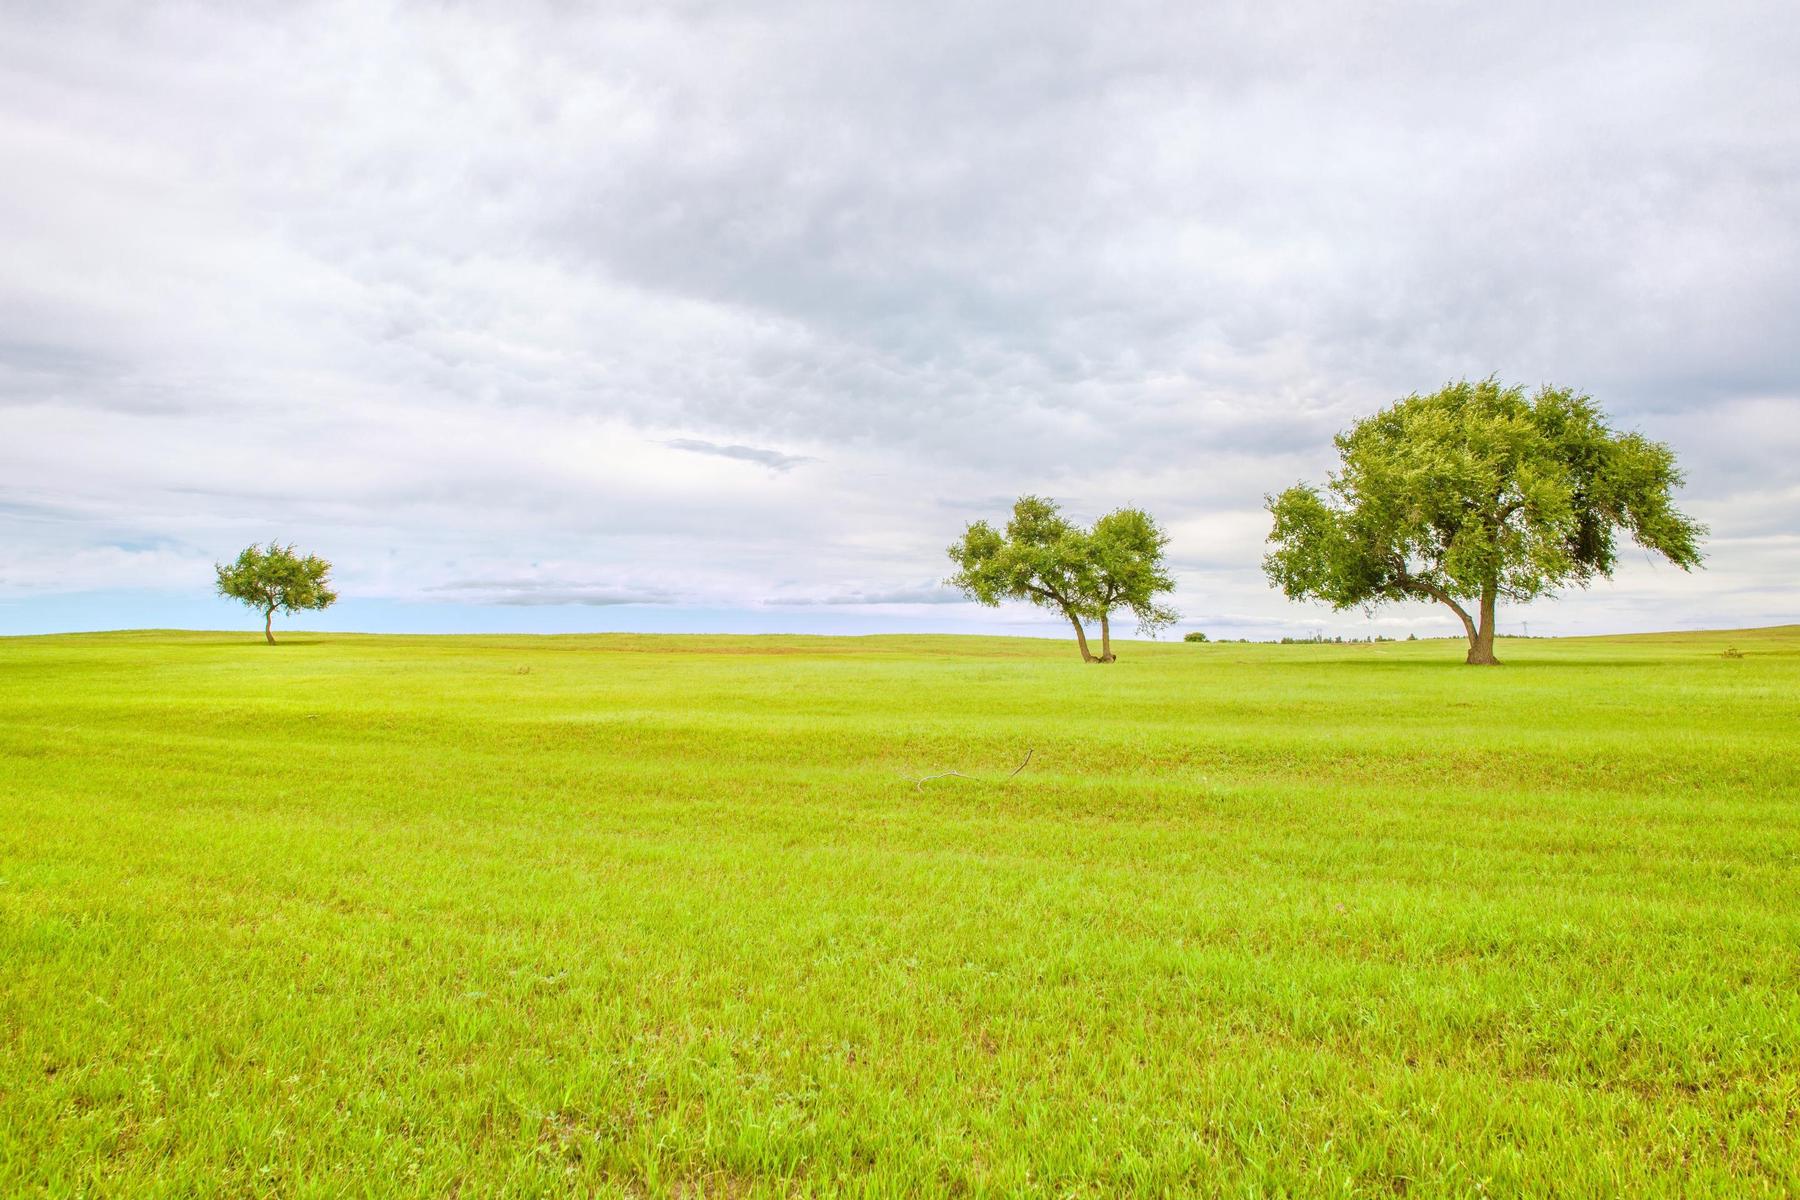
[913,748,1033,791]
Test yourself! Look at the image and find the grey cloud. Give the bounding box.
[0,493,92,523]
[766,584,963,606]
[663,439,815,472]
[483,593,672,608]
[425,580,678,607]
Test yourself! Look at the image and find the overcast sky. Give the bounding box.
[3,1,1796,639]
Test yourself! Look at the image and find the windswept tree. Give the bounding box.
[946,496,1177,662]
[215,541,338,644]
[1264,379,1705,665]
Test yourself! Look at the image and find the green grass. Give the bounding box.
[2,627,1797,1197]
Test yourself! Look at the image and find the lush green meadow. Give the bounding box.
[2,627,1797,1197]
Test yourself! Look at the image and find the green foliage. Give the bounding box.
[946,496,1176,660]
[945,495,1089,616]
[1265,379,1705,662]
[2,628,1797,1194]
[214,541,337,642]
[1184,631,1209,643]
[1085,506,1179,639]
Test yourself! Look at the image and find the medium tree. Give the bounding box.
[215,541,338,644]
[1264,379,1704,665]
[946,496,1177,662]
[1083,506,1178,661]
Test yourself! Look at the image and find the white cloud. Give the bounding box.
[2,0,1797,637]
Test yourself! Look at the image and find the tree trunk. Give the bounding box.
[1063,608,1095,662]
[1465,584,1499,665]
[1428,593,1477,656]
[1407,574,1497,665]
[264,607,276,645]
[1097,611,1116,662]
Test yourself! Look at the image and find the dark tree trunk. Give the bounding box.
[1063,607,1095,662]
[264,607,276,645]
[1097,611,1116,662]
[1466,584,1500,665]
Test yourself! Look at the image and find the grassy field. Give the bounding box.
[2,626,1797,1197]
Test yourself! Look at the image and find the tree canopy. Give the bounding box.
[1264,379,1704,664]
[215,541,338,644]
[946,496,1176,662]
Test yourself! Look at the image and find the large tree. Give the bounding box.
[1264,379,1705,665]
[215,541,338,644]
[946,496,1177,662]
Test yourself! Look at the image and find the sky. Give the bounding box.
[3,0,1797,641]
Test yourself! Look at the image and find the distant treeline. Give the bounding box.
[1196,634,1414,645]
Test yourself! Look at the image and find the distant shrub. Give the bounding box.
[1183,631,1209,643]
[1720,646,1744,659]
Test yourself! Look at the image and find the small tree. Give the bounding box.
[1264,379,1704,664]
[946,496,1177,662]
[215,541,337,644]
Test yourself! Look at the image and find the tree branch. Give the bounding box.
[913,771,977,792]
[1394,567,1477,639]
[913,748,1035,791]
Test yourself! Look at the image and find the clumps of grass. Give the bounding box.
[514,665,534,675]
